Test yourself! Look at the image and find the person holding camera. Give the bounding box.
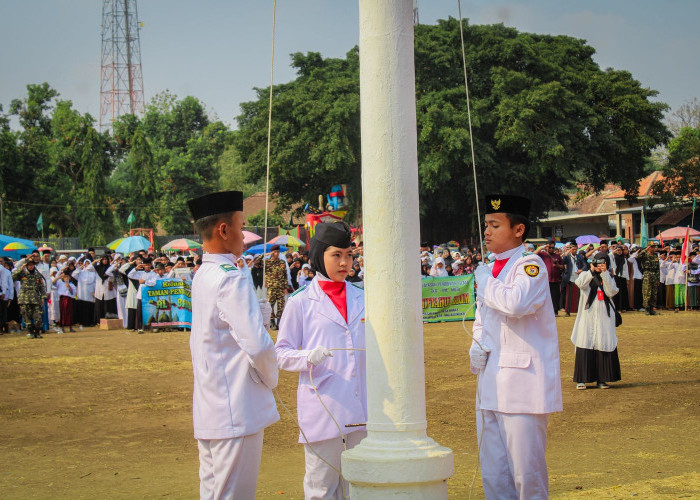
[571,253,621,390]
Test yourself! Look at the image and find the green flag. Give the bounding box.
[640,203,648,247]
[36,213,43,232]
[127,211,135,225]
[693,197,697,213]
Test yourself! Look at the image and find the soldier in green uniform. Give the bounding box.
[264,245,288,330]
[635,241,660,315]
[12,258,47,338]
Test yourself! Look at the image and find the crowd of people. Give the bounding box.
[0,247,202,337]
[420,238,700,315]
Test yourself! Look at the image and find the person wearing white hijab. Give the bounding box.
[430,257,449,277]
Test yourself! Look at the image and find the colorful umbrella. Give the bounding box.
[243,231,262,245]
[37,246,53,252]
[575,235,601,245]
[106,238,125,250]
[3,242,31,251]
[658,226,700,240]
[115,235,151,254]
[245,243,288,255]
[162,238,202,251]
[268,234,306,247]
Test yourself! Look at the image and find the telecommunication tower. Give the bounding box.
[99,0,145,131]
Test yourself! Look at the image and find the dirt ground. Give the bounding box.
[1,311,698,499]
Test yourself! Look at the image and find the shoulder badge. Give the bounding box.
[522,251,533,257]
[220,264,238,272]
[350,282,364,290]
[290,285,308,297]
[524,264,540,277]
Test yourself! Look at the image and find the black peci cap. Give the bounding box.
[187,191,243,222]
[270,244,280,251]
[484,195,531,218]
[313,222,352,248]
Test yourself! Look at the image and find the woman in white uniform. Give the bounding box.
[571,253,621,390]
[276,222,367,500]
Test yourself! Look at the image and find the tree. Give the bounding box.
[234,19,670,242]
[235,50,361,218]
[668,97,700,135]
[651,127,700,202]
[247,209,284,227]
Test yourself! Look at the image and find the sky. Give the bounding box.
[1,0,698,130]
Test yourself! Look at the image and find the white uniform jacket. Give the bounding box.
[570,270,619,352]
[275,276,367,443]
[190,253,279,440]
[471,244,563,414]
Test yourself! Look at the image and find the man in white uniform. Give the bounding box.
[187,190,279,500]
[469,194,563,500]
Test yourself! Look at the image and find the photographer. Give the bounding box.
[571,253,621,390]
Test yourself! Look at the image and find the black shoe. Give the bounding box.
[649,308,657,315]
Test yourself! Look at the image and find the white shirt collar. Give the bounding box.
[202,253,237,265]
[493,244,525,261]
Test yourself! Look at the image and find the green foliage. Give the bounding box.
[234,19,670,241]
[235,49,361,218]
[652,127,700,202]
[246,209,284,227]
[2,84,233,242]
[111,95,233,234]
[218,142,265,198]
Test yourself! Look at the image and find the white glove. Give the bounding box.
[473,264,491,299]
[258,299,272,329]
[308,346,333,366]
[469,343,490,372]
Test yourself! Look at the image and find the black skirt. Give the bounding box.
[573,347,621,383]
[76,300,95,326]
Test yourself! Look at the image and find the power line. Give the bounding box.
[4,199,149,210]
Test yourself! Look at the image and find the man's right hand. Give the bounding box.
[469,343,490,372]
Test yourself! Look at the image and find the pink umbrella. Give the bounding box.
[243,231,262,245]
[659,226,700,240]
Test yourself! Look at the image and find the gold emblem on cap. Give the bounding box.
[491,198,501,210]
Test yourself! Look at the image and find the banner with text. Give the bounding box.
[141,278,192,328]
[421,275,475,323]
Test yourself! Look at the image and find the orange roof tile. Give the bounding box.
[605,171,664,199]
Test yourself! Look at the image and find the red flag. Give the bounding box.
[658,233,664,248]
[681,226,690,264]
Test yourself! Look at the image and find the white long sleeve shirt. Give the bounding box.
[190,252,279,440]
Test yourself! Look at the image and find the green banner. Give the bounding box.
[421,275,475,323]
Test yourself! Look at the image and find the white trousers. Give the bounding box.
[197,430,264,500]
[476,410,549,500]
[303,430,366,500]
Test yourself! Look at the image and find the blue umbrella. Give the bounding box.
[0,234,37,260]
[245,243,288,255]
[115,235,151,254]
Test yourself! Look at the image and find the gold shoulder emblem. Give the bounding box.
[524,264,540,277]
[490,198,501,210]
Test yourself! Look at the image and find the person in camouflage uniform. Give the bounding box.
[635,241,660,315]
[12,259,47,338]
[264,245,289,330]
